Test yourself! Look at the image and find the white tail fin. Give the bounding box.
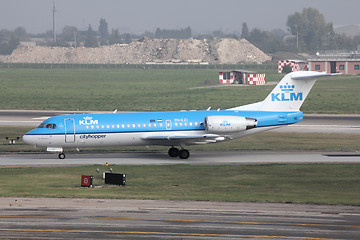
[229,71,339,112]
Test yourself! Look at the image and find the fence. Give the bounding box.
[0,62,277,71]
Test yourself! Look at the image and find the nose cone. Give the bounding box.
[23,131,36,146]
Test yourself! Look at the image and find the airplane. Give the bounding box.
[23,71,338,159]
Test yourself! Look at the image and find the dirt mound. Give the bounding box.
[6,38,271,64]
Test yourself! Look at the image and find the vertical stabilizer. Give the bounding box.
[229,71,337,112]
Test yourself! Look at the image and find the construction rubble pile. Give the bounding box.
[6,38,271,64]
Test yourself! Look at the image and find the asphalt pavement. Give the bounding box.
[0,111,359,239]
[0,198,359,239]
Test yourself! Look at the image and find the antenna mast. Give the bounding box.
[53,0,56,43]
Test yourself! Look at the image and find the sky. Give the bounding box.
[1,0,359,35]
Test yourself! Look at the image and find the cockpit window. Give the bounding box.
[38,123,56,129]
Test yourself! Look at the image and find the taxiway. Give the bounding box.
[0,111,359,239]
[0,198,359,239]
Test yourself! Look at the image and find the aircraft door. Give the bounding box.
[166,120,172,130]
[64,118,75,143]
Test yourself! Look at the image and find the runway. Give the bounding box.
[1,111,360,239]
[0,198,359,240]
[1,151,360,166]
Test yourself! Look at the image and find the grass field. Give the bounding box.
[0,164,359,205]
[0,68,359,113]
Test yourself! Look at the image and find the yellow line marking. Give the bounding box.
[0,228,349,240]
[0,215,358,229]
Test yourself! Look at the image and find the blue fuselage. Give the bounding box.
[24,110,303,145]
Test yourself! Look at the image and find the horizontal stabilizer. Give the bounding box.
[292,72,342,80]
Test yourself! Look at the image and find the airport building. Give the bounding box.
[308,52,360,75]
[218,70,266,85]
[277,59,308,73]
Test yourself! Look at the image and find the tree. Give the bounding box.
[123,33,131,44]
[287,8,334,51]
[109,29,121,44]
[241,22,249,40]
[154,27,192,39]
[98,18,109,45]
[13,26,27,40]
[0,36,19,55]
[282,65,292,73]
[62,26,78,42]
[212,30,225,38]
[84,24,98,47]
[184,26,192,38]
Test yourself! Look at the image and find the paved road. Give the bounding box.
[276,114,360,134]
[1,151,360,166]
[0,198,359,239]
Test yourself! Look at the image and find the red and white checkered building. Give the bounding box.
[247,74,266,85]
[277,60,308,73]
[218,71,235,84]
[218,70,266,85]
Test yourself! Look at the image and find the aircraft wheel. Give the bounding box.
[168,147,179,157]
[58,153,66,159]
[179,149,190,159]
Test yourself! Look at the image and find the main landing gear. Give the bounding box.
[168,147,190,159]
[58,153,66,159]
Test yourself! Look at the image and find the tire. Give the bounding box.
[58,153,66,159]
[168,147,179,157]
[179,149,190,159]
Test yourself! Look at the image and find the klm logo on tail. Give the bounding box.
[271,83,303,102]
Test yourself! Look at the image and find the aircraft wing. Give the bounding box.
[142,133,227,145]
